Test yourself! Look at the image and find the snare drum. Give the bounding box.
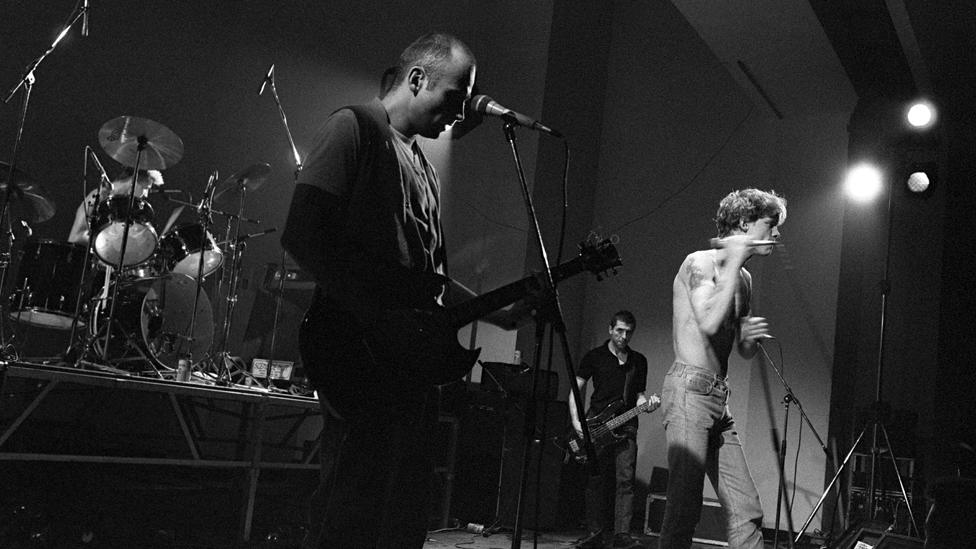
[159,224,223,279]
[92,195,158,267]
[9,240,89,329]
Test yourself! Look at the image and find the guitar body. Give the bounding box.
[371,306,481,385]
[565,400,631,460]
[563,396,660,464]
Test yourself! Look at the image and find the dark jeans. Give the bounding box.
[585,436,638,535]
[658,362,763,549]
[301,301,437,549]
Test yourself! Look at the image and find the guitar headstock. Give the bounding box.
[577,236,622,281]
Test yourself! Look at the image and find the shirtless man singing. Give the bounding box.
[658,188,786,549]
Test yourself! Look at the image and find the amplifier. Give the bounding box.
[262,263,315,292]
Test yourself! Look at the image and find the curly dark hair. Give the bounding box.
[714,189,787,237]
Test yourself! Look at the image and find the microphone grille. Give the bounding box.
[470,94,492,113]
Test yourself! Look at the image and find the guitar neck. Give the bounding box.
[604,403,648,430]
[448,256,588,328]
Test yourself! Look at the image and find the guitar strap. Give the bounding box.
[622,358,634,406]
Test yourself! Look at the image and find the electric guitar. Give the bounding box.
[363,238,621,385]
[302,240,621,385]
[562,395,661,464]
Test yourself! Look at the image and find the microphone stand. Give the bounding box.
[497,120,589,549]
[754,341,830,547]
[1,2,87,359]
[259,66,302,379]
[754,340,799,549]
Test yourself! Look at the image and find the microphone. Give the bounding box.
[198,171,218,212]
[258,64,275,96]
[237,227,277,243]
[82,0,89,37]
[86,147,111,186]
[709,238,780,249]
[470,95,562,138]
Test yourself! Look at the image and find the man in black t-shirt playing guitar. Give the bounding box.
[570,310,660,549]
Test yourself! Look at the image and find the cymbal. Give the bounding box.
[215,162,271,200]
[98,116,184,170]
[0,162,55,223]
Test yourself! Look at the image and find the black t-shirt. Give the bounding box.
[577,340,648,419]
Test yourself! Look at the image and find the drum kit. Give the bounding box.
[1,116,274,382]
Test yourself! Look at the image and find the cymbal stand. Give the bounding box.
[211,177,258,387]
[100,139,146,364]
[62,148,106,363]
[1,0,88,359]
[176,171,218,381]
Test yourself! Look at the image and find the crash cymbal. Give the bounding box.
[214,162,271,200]
[0,162,55,223]
[98,116,184,170]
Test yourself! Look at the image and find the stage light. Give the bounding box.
[905,161,937,195]
[906,171,929,193]
[844,163,883,203]
[905,101,935,129]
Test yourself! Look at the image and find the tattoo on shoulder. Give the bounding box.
[686,257,706,289]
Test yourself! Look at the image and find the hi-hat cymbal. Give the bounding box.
[214,162,271,200]
[98,116,184,170]
[0,162,55,223]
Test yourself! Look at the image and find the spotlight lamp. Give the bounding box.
[905,100,936,130]
[905,161,937,196]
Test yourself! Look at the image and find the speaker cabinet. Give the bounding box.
[451,392,568,530]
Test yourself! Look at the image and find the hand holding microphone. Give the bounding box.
[740,316,774,343]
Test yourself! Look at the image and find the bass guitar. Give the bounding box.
[563,395,661,464]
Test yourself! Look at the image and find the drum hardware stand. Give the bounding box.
[1,0,89,360]
[208,174,264,388]
[100,138,148,365]
[175,170,218,382]
[62,149,107,365]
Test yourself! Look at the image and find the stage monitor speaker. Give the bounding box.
[874,532,924,548]
[835,525,884,549]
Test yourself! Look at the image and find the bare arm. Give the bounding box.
[568,376,587,434]
[736,269,769,359]
[686,250,742,336]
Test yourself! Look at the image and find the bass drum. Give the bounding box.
[90,273,213,370]
[8,239,89,329]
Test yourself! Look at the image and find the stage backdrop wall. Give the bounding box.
[526,1,854,532]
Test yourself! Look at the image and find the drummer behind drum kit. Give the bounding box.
[3,116,275,384]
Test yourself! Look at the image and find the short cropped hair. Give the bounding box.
[714,189,787,237]
[392,33,474,89]
[610,310,636,328]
